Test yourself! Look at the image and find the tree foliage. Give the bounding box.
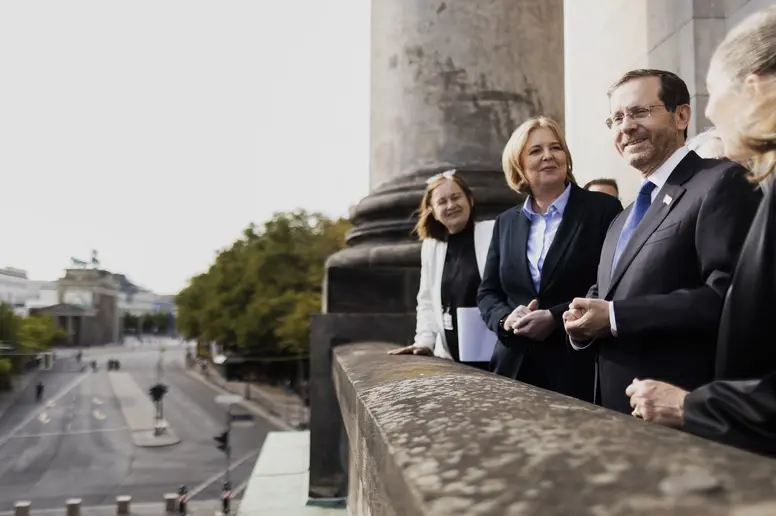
[123,312,173,335]
[0,303,65,389]
[18,316,68,351]
[176,210,350,356]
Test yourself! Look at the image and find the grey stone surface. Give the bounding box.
[107,372,180,447]
[335,342,776,516]
[371,0,564,189]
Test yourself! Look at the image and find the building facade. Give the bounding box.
[564,0,775,203]
[0,267,31,313]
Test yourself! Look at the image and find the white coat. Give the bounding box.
[413,220,496,359]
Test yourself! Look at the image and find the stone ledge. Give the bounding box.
[334,343,776,516]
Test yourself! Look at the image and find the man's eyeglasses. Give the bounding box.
[605,104,666,129]
[426,169,456,185]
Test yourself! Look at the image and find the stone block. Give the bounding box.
[335,342,776,515]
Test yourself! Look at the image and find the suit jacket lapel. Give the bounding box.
[598,209,628,294]
[605,155,696,298]
[540,184,584,293]
[513,210,538,297]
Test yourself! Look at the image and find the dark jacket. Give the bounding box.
[683,178,775,456]
[477,183,622,402]
[588,152,760,414]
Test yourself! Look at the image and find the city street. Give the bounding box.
[0,339,277,511]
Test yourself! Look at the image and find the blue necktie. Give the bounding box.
[612,180,656,274]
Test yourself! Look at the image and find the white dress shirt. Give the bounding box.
[522,183,572,292]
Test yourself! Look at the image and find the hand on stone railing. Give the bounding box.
[387,345,432,356]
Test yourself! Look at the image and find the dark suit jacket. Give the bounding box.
[588,151,761,414]
[681,178,775,457]
[478,183,622,402]
[684,374,776,457]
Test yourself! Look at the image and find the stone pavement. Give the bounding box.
[185,367,308,430]
[107,372,180,447]
[238,431,346,516]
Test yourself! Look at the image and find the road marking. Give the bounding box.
[93,410,106,420]
[92,397,103,405]
[38,412,50,424]
[187,449,261,500]
[0,373,89,450]
[45,400,56,408]
[9,427,130,439]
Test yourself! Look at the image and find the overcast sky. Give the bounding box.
[0,1,370,294]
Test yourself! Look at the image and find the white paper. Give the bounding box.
[456,307,498,362]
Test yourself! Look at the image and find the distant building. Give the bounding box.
[30,268,121,347]
[23,266,174,345]
[0,267,31,315]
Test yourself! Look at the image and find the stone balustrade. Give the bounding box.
[333,343,776,516]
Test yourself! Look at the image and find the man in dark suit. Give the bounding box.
[562,69,761,414]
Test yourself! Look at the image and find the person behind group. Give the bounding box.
[389,170,494,369]
[477,116,622,401]
[687,127,726,159]
[562,69,760,414]
[584,178,620,198]
[625,6,776,457]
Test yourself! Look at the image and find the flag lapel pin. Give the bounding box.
[663,194,673,206]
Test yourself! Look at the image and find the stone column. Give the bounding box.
[309,0,565,502]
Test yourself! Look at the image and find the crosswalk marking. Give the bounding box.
[0,373,89,450]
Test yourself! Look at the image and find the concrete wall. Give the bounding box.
[564,0,776,204]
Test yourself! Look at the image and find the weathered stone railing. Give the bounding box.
[333,343,776,516]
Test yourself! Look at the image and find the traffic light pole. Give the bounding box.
[225,403,232,486]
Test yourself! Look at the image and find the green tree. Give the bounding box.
[0,359,11,391]
[0,305,64,388]
[0,303,20,344]
[17,315,67,350]
[122,313,140,333]
[176,210,350,356]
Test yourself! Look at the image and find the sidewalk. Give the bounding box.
[238,431,346,516]
[107,372,180,447]
[186,366,308,430]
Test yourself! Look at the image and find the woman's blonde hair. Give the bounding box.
[502,116,576,193]
[413,173,474,241]
[711,6,776,183]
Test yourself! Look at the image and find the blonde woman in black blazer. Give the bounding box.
[478,116,622,402]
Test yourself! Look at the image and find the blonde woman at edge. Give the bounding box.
[389,171,494,370]
[626,6,776,457]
